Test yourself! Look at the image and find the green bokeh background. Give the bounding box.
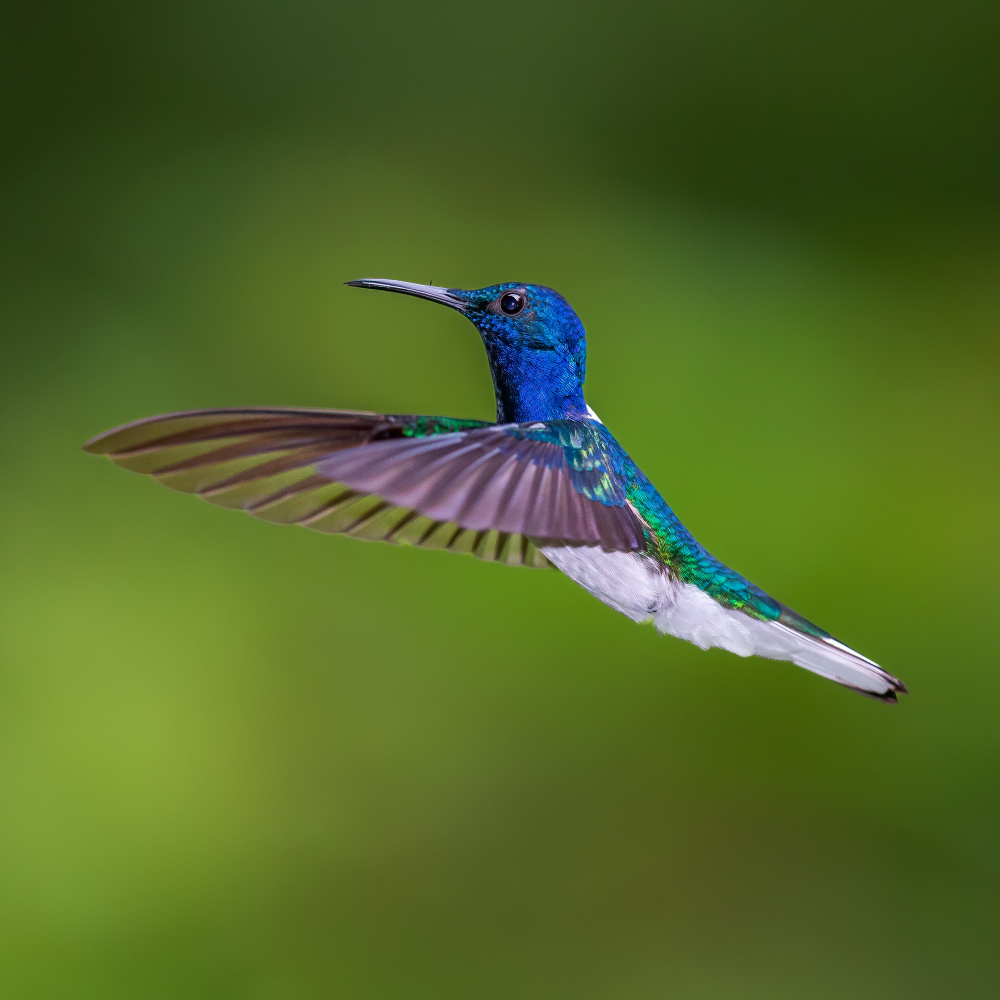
[2,3,999,997]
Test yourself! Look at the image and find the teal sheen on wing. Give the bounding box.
[85,279,906,702]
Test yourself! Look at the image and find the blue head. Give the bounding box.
[347,278,589,423]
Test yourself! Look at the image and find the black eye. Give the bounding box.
[499,292,525,315]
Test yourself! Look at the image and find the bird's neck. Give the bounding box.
[487,350,588,423]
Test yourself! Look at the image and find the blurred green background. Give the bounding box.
[2,2,999,997]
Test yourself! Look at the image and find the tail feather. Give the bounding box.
[653,576,905,700]
[766,623,906,702]
[540,544,906,701]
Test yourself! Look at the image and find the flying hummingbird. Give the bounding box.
[85,279,906,701]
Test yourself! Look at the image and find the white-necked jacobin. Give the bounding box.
[85,279,906,701]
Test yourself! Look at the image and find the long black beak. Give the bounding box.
[346,278,467,311]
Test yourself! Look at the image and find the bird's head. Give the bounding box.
[347,278,589,423]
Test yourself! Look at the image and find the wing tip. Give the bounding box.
[82,432,112,455]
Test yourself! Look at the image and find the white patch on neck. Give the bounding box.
[585,405,603,424]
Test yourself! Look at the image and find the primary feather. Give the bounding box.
[83,407,643,566]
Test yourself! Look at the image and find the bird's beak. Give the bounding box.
[345,278,467,312]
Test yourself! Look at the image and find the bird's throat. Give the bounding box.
[486,349,587,423]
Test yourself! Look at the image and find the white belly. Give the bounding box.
[538,543,897,697]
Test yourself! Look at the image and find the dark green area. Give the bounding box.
[397,415,491,438]
[1,2,998,998]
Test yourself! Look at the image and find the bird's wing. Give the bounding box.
[84,409,648,566]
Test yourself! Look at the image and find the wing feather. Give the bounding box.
[85,408,647,567]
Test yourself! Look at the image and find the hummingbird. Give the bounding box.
[85,279,906,701]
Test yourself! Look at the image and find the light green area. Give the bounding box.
[2,2,999,997]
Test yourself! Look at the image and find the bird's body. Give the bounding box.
[86,279,906,701]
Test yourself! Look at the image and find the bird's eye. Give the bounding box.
[499,292,525,315]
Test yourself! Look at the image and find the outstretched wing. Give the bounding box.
[84,408,648,566]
